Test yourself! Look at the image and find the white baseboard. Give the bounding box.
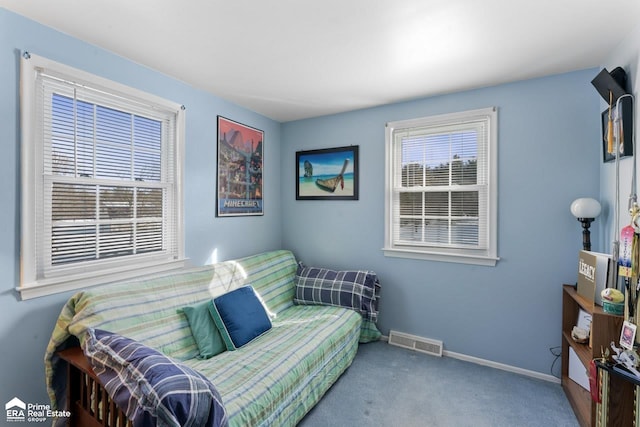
[442,350,560,384]
[379,335,559,384]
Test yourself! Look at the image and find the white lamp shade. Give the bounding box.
[570,198,602,219]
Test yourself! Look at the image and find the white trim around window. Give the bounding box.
[19,52,187,299]
[383,107,499,266]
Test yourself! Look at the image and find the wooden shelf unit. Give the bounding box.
[561,284,624,427]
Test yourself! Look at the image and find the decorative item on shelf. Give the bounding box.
[571,326,589,344]
[620,320,637,350]
[577,250,612,305]
[611,335,640,378]
[571,198,602,251]
[601,288,625,315]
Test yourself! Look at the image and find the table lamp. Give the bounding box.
[571,198,602,251]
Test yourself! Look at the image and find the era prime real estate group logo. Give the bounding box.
[5,397,25,422]
[5,397,70,423]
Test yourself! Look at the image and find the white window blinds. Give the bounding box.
[384,108,498,266]
[20,53,185,299]
[392,120,487,248]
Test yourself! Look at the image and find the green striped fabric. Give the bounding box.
[360,319,382,343]
[46,250,299,410]
[233,250,298,315]
[44,249,370,426]
[185,305,361,427]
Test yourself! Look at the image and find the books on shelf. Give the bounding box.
[577,250,613,306]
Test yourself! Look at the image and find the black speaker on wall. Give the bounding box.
[591,67,628,102]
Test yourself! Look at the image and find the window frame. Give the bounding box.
[19,52,186,300]
[383,107,499,266]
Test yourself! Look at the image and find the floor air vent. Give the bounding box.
[388,330,443,357]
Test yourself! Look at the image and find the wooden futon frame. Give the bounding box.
[58,347,132,427]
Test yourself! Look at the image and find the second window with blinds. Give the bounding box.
[384,107,498,266]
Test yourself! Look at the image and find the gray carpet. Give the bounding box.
[299,341,579,427]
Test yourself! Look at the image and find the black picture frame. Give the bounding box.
[296,145,359,200]
[602,96,633,162]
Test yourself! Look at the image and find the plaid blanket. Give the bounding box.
[84,328,228,427]
[294,263,381,323]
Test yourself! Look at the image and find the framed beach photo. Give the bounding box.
[216,116,264,216]
[296,145,359,200]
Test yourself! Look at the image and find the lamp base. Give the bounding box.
[577,217,594,251]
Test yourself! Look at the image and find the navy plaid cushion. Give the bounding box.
[294,262,380,322]
[84,328,228,427]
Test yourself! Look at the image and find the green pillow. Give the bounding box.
[182,300,226,359]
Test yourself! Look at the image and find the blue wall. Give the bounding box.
[1,6,606,412]
[0,8,282,407]
[281,70,602,374]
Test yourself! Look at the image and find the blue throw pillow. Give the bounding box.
[83,328,228,427]
[208,286,272,351]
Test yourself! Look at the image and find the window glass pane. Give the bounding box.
[137,222,163,253]
[134,116,162,150]
[99,223,134,258]
[77,100,95,178]
[425,163,449,186]
[51,94,75,176]
[52,183,96,220]
[423,219,449,244]
[401,163,423,187]
[451,219,479,245]
[451,191,479,217]
[400,131,479,188]
[51,225,97,265]
[424,192,448,216]
[453,159,477,185]
[134,116,162,182]
[137,188,163,218]
[134,150,161,182]
[451,131,478,185]
[96,105,131,146]
[399,218,423,241]
[95,105,132,179]
[99,186,133,219]
[95,144,131,179]
[399,192,422,216]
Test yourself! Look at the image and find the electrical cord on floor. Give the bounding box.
[549,346,561,379]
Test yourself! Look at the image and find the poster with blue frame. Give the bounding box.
[296,145,358,200]
[217,116,264,216]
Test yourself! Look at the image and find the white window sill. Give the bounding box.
[17,258,189,300]
[382,247,499,266]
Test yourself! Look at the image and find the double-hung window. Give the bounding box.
[19,53,186,299]
[384,107,498,266]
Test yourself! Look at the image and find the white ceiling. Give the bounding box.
[2,0,639,122]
